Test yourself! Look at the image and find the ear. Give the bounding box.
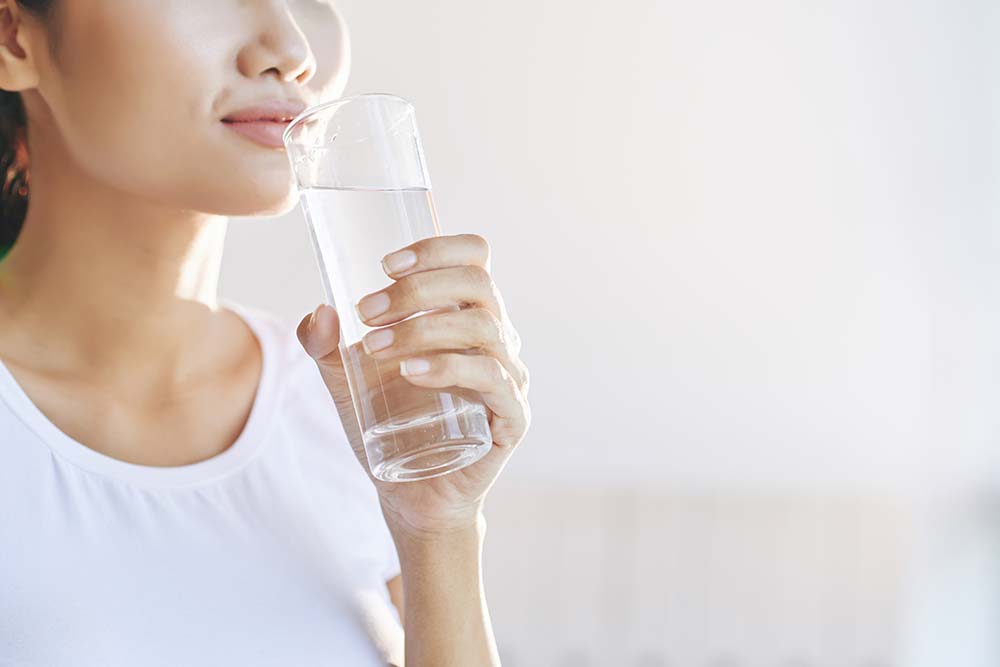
[0,0,40,93]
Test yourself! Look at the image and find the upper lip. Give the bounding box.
[222,99,308,123]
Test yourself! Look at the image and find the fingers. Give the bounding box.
[356,264,504,327]
[397,351,531,449]
[297,303,341,366]
[360,306,529,393]
[360,234,521,360]
[380,233,491,280]
[299,230,531,457]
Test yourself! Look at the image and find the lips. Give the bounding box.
[221,99,308,148]
[222,120,292,149]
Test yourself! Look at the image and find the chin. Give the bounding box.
[213,164,301,215]
[227,187,300,218]
[189,184,297,218]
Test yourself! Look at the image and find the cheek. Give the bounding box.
[50,8,210,192]
[52,4,187,163]
[57,73,297,216]
[50,9,297,214]
[41,0,346,217]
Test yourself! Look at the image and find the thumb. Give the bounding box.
[296,303,343,366]
[296,302,370,470]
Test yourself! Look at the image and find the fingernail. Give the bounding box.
[362,328,394,354]
[356,292,390,320]
[312,303,329,338]
[400,358,430,376]
[382,249,417,274]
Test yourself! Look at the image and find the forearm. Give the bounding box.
[389,512,501,667]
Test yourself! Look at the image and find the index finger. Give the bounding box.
[380,233,491,279]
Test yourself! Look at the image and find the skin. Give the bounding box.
[0,1,531,665]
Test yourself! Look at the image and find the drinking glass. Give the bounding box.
[283,93,493,483]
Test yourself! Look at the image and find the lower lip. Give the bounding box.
[221,120,291,149]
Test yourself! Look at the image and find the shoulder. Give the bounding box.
[224,301,403,583]
[223,301,308,371]
[223,300,322,394]
[225,300,365,471]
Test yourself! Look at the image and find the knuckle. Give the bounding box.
[475,308,504,348]
[415,237,444,265]
[463,233,490,257]
[509,324,522,352]
[490,357,510,384]
[394,272,425,305]
[451,352,470,378]
[518,361,530,393]
[460,264,491,291]
[400,316,427,348]
[502,320,522,354]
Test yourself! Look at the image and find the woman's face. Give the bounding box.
[20,0,348,217]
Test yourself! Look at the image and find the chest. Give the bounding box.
[0,483,402,667]
[1,358,259,467]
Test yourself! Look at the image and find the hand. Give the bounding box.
[296,233,531,539]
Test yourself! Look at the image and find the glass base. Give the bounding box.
[371,438,492,483]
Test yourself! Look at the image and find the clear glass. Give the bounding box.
[283,93,493,483]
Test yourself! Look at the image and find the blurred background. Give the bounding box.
[221,0,999,665]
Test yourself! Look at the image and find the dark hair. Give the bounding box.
[0,0,56,262]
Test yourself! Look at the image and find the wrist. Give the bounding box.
[386,510,499,666]
[379,496,486,542]
[386,510,487,554]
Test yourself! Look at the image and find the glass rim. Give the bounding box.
[282,92,415,146]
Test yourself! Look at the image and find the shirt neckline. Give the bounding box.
[0,298,279,489]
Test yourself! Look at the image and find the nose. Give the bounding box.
[238,2,317,85]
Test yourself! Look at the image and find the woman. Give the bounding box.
[0,1,531,665]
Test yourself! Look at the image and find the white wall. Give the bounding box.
[223,0,997,492]
[220,1,999,664]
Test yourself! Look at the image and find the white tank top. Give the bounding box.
[0,299,403,666]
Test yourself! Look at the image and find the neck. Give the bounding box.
[0,139,232,388]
